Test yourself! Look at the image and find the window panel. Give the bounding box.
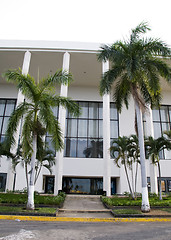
[77,138,87,158]
[110,121,119,138]
[99,120,103,138]
[64,138,77,157]
[160,106,169,122]
[0,100,5,116]
[5,100,15,116]
[153,122,162,139]
[87,139,103,158]
[64,101,119,158]
[79,102,88,118]
[162,122,170,132]
[2,117,9,134]
[67,119,77,137]
[99,103,103,119]
[152,109,160,121]
[88,120,98,138]
[89,102,98,119]
[110,103,118,120]
[78,120,87,137]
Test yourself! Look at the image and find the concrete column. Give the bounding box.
[54,52,70,195]
[102,60,111,196]
[145,105,158,194]
[6,51,31,191]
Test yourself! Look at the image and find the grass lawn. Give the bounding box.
[0,192,66,206]
[0,206,57,214]
[101,195,171,207]
[113,209,142,215]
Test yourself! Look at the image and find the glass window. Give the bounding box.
[89,102,98,119]
[79,102,88,118]
[0,100,5,116]
[88,120,98,138]
[67,119,77,137]
[0,99,16,142]
[151,105,171,159]
[77,138,87,158]
[152,108,160,121]
[78,120,87,137]
[110,121,119,138]
[64,101,118,158]
[5,100,15,116]
[110,103,118,120]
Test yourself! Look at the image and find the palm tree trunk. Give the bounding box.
[135,161,138,199]
[27,134,37,210]
[34,164,42,185]
[157,161,162,200]
[135,101,150,212]
[124,163,134,199]
[25,162,29,193]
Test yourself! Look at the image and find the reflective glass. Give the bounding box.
[99,120,103,138]
[162,122,170,132]
[2,117,9,134]
[99,103,103,119]
[164,149,171,159]
[5,100,15,116]
[77,139,87,157]
[51,106,58,118]
[67,119,77,137]
[88,120,98,138]
[64,138,77,157]
[78,120,87,137]
[89,102,98,119]
[87,139,103,158]
[0,117,3,131]
[110,121,119,138]
[152,109,160,121]
[45,136,55,154]
[153,122,161,139]
[160,106,169,122]
[0,100,5,116]
[110,103,118,120]
[79,102,88,118]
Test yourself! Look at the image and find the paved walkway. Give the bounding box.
[57,195,113,218]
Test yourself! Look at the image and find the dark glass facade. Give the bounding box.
[64,101,119,158]
[0,99,16,142]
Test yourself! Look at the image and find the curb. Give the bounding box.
[0,215,171,223]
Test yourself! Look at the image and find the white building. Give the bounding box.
[0,40,171,196]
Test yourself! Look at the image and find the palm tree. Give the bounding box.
[145,136,171,200]
[3,69,80,210]
[127,135,140,198]
[110,136,135,199]
[98,22,171,212]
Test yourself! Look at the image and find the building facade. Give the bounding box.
[0,40,171,195]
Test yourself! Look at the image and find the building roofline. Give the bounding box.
[0,39,104,53]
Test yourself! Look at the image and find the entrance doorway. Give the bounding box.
[44,176,54,194]
[62,177,116,195]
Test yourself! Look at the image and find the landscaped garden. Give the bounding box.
[0,192,66,215]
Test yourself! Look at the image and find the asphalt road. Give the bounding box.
[0,220,171,240]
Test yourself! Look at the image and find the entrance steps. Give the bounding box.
[56,195,113,218]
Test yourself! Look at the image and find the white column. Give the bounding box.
[54,52,70,195]
[6,51,31,191]
[102,60,111,196]
[145,105,158,194]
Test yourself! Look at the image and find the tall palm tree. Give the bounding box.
[145,136,171,200]
[98,22,171,212]
[3,69,80,210]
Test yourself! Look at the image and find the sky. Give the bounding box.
[0,0,171,45]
